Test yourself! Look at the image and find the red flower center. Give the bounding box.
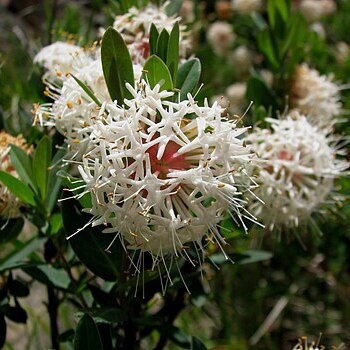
[147,141,191,179]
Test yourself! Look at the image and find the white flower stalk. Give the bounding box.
[247,113,348,231]
[207,22,236,57]
[298,0,336,22]
[290,64,342,128]
[75,81,257,258]
[0,132,32,219]
[112,3,191,63]
[34,41,93,82]
[231,0,263,15]
[292,335,343,350]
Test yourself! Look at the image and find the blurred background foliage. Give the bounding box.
[0,0,349,349]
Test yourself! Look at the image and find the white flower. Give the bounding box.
[231,0,263,15]
[310,22,326,39]
[74,81,256,257]
[290,64,342,128]
[298,0,336,22]
[34,41,93,82]
[246,113,348,231]
[207,22,236,56]
[335,41,349,64]
[34,57,143,159]
[112,3,191,63]
[0,132,32,219]
[230,46,252,75]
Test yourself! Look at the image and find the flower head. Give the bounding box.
[0,132,32,218]
[231,0,263,14]
[246,112,348,231]
[298,0,336,22]
[34,41,93,82]
[207,21,236,57]
[112,3,191,62]
[290,64,342,129]
[75,81,256,256]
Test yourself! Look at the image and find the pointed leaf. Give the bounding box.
[166,0,184,16]
[9,145,34,189]
[74,314,103,350]
[142,55,173,91]
[176,58,201,100]
[0,237,46,272]
[0,218,24,244]
[101,27,134,103]
[167,22,180,82]
[71,74,102,107]
[149,24,159,55]
[61,195,122,281]
[33,136,52,200]
[156,29,170,62]
[0,170,36,206]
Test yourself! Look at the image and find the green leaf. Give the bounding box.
[246,75,276,111]
[0,218,24,244]
[101,27,134,104]
[191,336,208,350]
[8,279,30,298]
[46,146,67,213]
[149,24,159,56]
[142,55,173,91]
[74,314,103,350]
[257,30,279,70]
[33,136,52,200]
[75,307,127,324]
[267,0,289,29]
[167,22,180,82]
[0,171,36,206]
[176,58,201,101]
[156,29,170,62]
[0,237,46,272]
[210,250,273,265]
[9,145,34,189]
[0,314,5,349]
[166,0,184,16]
[61,195,123,281]
[24,265,71,289]
[71,74,102,107]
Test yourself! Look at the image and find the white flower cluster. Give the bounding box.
[231,0,263,15]
[0,132,32,219]
[247,112,348,231]
[34,41,93,83]
[75,81,256,255]
[290,64,342,129]
[112,3,191,63]
[298,0,336,22]
[207,21,236,57]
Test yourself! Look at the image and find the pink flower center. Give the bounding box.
[147,141,191,179]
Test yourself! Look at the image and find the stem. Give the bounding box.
[47,286,60,350]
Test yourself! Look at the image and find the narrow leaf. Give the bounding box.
[142,55,173,91]
[61,195,122,281]
[9,145,34,189]
[149,24,159,55]
[0,170,36,206]
[176,58,201,101]
[101,27,134,103]
[156,29,170,62]
[71,74,102,107]
[74,314,103,350]
[167,22,180,82]
[33,136,52,200]
[0,237,46,272]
